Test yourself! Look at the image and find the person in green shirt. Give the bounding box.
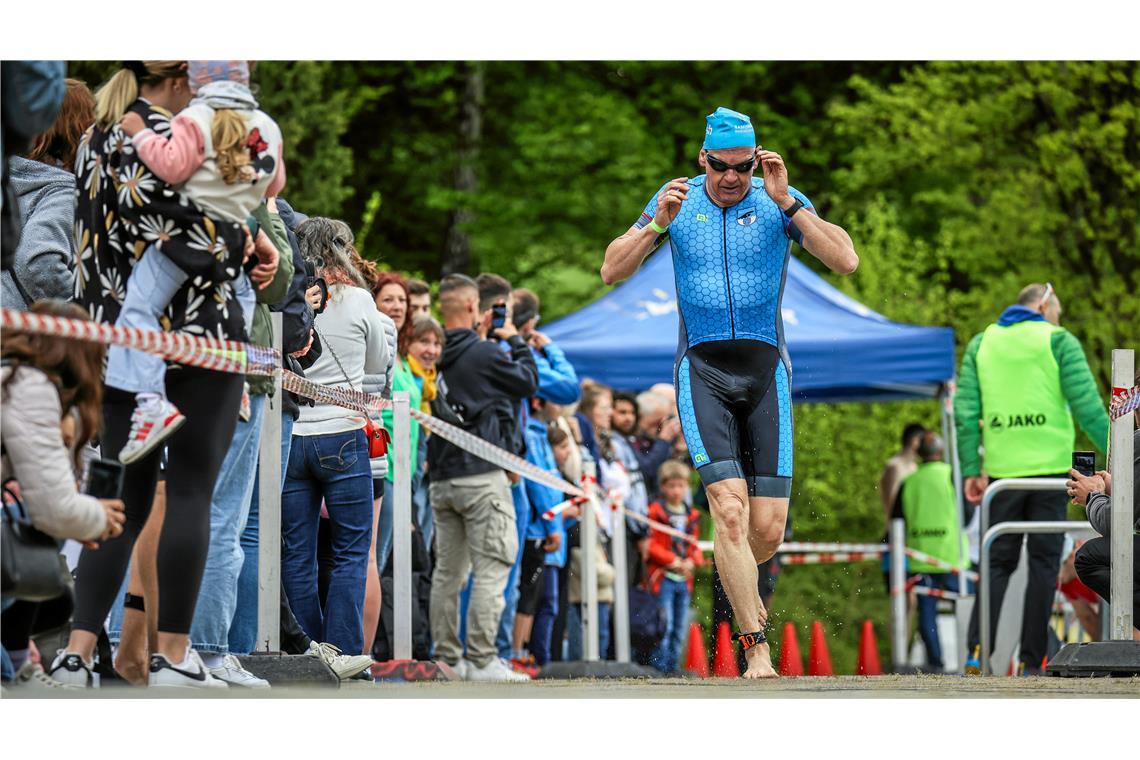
[896,432,969,672]
[956,282,1109,675]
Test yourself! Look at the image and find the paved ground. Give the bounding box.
[10,674,1138,698]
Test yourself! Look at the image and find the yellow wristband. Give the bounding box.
[649,220,669,235]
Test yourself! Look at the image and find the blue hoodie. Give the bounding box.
[524,417,567,567]
[534,341,581,405]
[997,304,1045,327]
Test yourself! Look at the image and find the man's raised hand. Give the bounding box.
[653,178,690,229]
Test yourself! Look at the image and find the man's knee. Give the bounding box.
[707,484,748,543]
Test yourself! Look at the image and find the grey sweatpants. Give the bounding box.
[429,470,518,668]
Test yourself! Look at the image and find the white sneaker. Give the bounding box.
[306,641,373,681]
[47,650,96,688]
[449,659,469,680]
[464,657,531,683]
[16,661,81,690]
[148,650,228,689]
[119,399,185,465]
[208,655,270,688]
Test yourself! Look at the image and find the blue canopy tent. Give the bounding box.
[545,241,956,402]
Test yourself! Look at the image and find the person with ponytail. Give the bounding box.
[107,60,285,464]
[57,61,262,689]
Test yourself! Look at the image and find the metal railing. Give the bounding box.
[979,519,1096,675]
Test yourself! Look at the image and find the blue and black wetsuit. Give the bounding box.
[634,176,815,498]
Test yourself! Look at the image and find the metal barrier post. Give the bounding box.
[1109,349,1135,640]
[980,521,1096,675]
[611,499,630,663]
[580,481,600,661]
[393,392,413,660]
[256,312,283,652]
[941,384,970,665]
[889,518,908,670]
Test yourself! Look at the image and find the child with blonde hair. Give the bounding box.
[108,60,285,464]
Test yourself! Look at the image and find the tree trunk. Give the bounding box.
[442,62,483,276]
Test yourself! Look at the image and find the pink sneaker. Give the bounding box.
[119,399,186,465]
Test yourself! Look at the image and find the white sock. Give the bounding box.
[199,652,225,669]
[136,392,165,411]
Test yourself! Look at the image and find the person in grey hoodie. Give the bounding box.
[1067,399,1139,633]
[1,79,94,310]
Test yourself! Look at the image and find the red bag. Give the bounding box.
[364,417,390,459]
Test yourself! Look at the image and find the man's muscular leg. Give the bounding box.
[748,496,788,626]
[707,479,777,678]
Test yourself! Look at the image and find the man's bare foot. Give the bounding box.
[742,642,779,679]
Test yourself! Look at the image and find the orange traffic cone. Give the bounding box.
[856,620,882,676]
[778,622,804,676]
[807,620,834,676]
[711,621,739,677]
[683,622,710,678]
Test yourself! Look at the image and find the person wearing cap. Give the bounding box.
[956,282,1109,675]
[601,106,858,678]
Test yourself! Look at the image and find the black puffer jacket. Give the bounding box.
[273,198,319,420]
[428,328,537,482]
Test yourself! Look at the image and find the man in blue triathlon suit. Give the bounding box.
[602,107,859,678]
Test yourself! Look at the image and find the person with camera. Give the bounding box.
[1066,386,1139,637]
[956,283,1110,675]
[1,300,125,688]
[428,273,537,682]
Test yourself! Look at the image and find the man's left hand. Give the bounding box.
[757,146,791,209]
[249,230,279,289]
[1066,468,1105,505]
[528,331,551,351]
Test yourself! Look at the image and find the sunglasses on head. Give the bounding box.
[705,152,756,174]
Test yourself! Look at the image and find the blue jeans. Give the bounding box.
[650,577,691,674]
[106,245,254,394]
[189,394,265,654]
[496,482,531,657]
[229,411,294,655]
[281,428,373,655]
[378,477,395,574]
[379,436,431,574]
[530,563,559,665]
[916,572,962,669]
[567,602,611,661]
[413,436,431,549]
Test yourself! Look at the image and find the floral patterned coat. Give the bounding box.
[73,98,248,341]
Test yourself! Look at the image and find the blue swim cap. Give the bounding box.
[703,107,756,151]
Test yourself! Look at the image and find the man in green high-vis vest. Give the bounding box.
[955,283,1109,675]
[896,433,969,672]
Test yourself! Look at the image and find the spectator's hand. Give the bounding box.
[119,111,146,137]
[543,533,562,553]
[250,230,279,289]
[506,470,521,485]
[528,331,551,351]
[305,284,323,311]
[964,475,989,504]
[99,499,126,542]
[242,224,255,263]
[492,320,519,341]
[654,177,690,228]
[1097,469,1112,496]
[563,504,581,520]
[658,416,682,443]
[290,330,315,358]
[1066,469,1106,506]
[266,196,278,213]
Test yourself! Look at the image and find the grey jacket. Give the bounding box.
[1,366,107,541]
[1086,428,1140,537]
[1,157,76,309]
[362,311,398,480]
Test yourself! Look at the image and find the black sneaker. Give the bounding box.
[47,650,96,688]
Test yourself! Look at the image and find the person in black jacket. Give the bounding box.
[428,273,537,681]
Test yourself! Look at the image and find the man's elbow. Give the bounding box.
[834,246,859,275]
[600,262,620,286]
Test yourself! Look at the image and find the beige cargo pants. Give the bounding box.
[429,470,518,668]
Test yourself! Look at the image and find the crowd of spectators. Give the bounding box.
[0,60,708,689]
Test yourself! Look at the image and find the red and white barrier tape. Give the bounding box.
[1,306,279,376]
[1110,385,1139,421]
[781,551,884,565]
[911,585,970,601]
[903,548,980,581]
